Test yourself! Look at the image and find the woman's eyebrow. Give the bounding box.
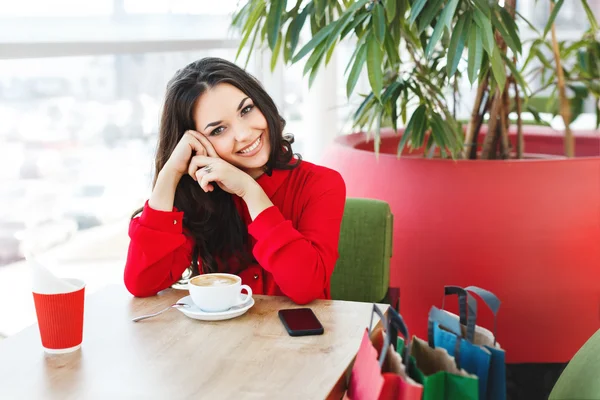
[204,97,250,130]
[237,97,250,111]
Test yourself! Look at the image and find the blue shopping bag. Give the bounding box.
[433,286,491,400]
[434,286,506,400]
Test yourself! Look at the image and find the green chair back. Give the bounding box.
[330,198,393,303]
[549,328,600,399]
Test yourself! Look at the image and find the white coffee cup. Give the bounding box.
[188,273,252,313]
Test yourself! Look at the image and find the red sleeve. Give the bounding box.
[248,169,346,304]
[124,201,194,297]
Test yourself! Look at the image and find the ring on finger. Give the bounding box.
[203,165,212,174]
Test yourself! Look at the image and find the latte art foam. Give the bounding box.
[191,274,237,287]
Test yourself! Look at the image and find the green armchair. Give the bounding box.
[549,328,600,399]
[330,198,398,308]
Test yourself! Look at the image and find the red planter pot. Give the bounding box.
[323,127,600,363]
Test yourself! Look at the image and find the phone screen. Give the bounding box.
[278,308,324,335]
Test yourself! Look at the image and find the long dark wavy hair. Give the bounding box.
[135,57,300,275]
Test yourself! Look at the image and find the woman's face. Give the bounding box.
[194,83,271,178]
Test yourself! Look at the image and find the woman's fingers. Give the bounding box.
[186,130,219,158]
[188,154,213,181]
[197,169,216,192]
[183,130,208,155]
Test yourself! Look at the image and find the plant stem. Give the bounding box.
[550,1,575,157]
[514,76,524,158]
[464,76,488,159]
[499,93,510,159]
[481,90,502,159]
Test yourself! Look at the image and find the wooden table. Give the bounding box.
[0,285,383,399]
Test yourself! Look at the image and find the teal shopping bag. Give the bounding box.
[435,286,506,400]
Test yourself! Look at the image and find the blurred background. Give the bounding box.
[0,0,597,339]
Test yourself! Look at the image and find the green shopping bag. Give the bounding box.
[399,306,479,400]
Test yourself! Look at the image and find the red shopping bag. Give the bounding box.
[347,305,423,400]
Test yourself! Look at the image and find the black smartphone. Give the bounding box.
[278,308,324,337]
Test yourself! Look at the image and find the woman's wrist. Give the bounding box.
[242,180,274,220]
[149,168,181,211]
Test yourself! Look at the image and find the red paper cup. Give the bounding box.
[32,278,85,354]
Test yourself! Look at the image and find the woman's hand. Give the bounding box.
[187,133,257,198]
[162,130,209,180]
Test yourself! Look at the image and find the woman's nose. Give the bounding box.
[234,126,253,143]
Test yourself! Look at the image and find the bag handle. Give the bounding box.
[369,304,391,368]
[464,286,501,345]
[442,286,477,342]
[386,307,411,369]
[428,306,463,369]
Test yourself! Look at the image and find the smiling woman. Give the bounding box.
[124,57,347,305]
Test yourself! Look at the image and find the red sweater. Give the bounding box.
[124,160,346,304]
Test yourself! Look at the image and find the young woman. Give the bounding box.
[124,57,346,304]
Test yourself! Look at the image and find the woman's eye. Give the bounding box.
[241,105,254,115]
[210,126,224,136]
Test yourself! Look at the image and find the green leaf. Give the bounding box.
[425,0,459,58]
[498,7,522,54]
[244,22,261,68]
[271,33,282,71]
[384,31,401,66]
[366,31,383,100]
[303,40,327,75]
[382,81,403,103]
[292,22,338,63]
[344,35,366,74]
[231,1,251,27]
[595,99,600,129]
[266,0,286,51]
[472,0,490,15]
[308,48,326,87]
[447,13,468,77]
[468,26,483,84]
[409,0,427,25]
[284,3,311,62]
[347,43,367,97]
[429,113,448,151]
[502,53,528,93]
[341,12,369,40]
[442,0,459,29]
[401,90,408,124]
[354,93,375,121]
[515,10,539,34]
[384,0,396,23]
[323,12,355,63]
[490,45,506,92]
[236,2,266,61]
[373,3,386,46]
[492,9,521,55]
[526,105,551,126]
[474,9,494,55]
[417,0,444,34]
[581,0,599,31]
[398,104,426,155]
[314,0,326,23]
[543,0,564,39]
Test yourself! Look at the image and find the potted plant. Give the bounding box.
[231,1,599,394]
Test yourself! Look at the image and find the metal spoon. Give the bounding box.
[132,303,190,322]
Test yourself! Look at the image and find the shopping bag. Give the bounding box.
[434,286,492,399]
[405,306,479,400]
[347,305,423,400]
[460,286,506,400]
[436,286,506,400]
[376,307,423,400]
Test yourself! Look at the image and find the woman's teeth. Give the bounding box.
[239,136,261,154]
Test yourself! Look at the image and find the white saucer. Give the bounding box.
[176,295,254,321]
